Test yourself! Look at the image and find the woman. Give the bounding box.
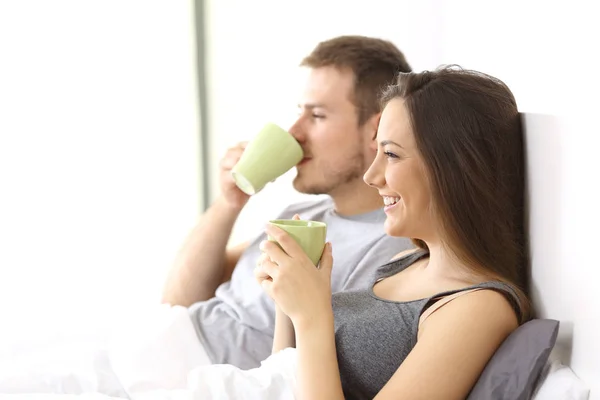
[0,66,530,400]
[252,65,530,400]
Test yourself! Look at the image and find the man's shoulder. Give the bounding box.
[276,196,333,219]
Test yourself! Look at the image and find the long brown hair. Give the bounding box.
[301,35,412,126]
[381,66,530,322]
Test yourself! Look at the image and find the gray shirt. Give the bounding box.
[334,250,522,399]
[189,197,413,369]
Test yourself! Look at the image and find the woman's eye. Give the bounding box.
[384,151,399,159]
[312,113,325,119]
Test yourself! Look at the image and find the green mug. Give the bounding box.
[268,219,327,266]
[231,123,304,195]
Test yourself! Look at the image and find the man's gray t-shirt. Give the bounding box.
[189,197,413,369]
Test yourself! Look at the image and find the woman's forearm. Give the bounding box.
[272,306,295,354]
[295,311,345,400]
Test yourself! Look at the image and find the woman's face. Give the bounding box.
[363,99,436,240]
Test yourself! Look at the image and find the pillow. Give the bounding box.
[467,318,560,400]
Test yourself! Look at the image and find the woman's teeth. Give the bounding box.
[383,196,400,206]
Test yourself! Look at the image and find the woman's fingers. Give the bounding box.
[263,225,305,260]
[254,253,270,282]
[259,238,292,267]
[255,250,280,280]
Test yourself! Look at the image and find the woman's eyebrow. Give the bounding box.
[380,140,403,148]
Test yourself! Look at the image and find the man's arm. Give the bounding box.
[162,142,253,306]
[161,196,248,306]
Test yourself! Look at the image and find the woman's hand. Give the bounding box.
[254,224,334,331]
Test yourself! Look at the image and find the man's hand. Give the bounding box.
[219,142,251,211]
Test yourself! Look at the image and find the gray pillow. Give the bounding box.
[467,318,560,400]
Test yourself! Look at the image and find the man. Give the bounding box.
[162,35,414,369]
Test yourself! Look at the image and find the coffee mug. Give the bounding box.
[231,123,304,195]
[268,219,327,266]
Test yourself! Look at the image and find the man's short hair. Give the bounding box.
[301,35,412,125]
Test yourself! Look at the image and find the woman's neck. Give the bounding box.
[419,241,484,284]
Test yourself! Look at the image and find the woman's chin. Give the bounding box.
[384,220,406,238]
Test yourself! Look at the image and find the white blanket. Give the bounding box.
[0,305,297,400]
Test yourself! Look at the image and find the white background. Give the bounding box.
[0,0,202,339]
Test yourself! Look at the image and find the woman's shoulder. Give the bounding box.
[425,286,519,335]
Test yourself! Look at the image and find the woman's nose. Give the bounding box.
[363,156,384,188]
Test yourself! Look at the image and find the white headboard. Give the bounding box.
[523,112,598,397]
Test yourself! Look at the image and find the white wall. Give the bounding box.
[525,113,599,396]
[205,0,599,395]
[0,0,202,342]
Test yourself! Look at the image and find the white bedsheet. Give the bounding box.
[533,360,590,400]
[0,305,297,400]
